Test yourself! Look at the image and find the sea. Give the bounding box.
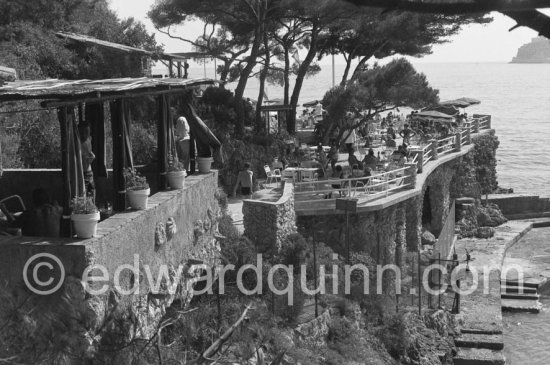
[192,62,550,197]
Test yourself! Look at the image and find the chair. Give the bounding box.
[0,195,26,223]
[302,171,318,190]
[264,165,281,185]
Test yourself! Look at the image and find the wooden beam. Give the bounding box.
[157,95,168,190]
[40,83,216,108]
[57,107,72,237]
[344,0,550,14]
[110,100,127,211]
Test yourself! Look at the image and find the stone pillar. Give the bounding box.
[395,206,406,269]
[486,115,491,129]
[404,162,417,189]
[466,126,472,145]
[455,132,462,152]
[474,119,480,133]
[430,139,439,161]
[406,196,422,252]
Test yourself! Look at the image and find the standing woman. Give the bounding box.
[175,116,191,171]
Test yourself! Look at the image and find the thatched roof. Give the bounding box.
[0,77,217,103]
[345,0,550,37]
[56,32,188,62]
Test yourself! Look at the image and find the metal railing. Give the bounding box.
[291,114,492,209]
[293,166,412,205]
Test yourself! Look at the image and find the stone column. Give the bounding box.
[395,206,406,269]
[405,196,422,252]
[486,115,492,129]
[455,132,462,152]
[474,119,480,133]
[404,162,417,189]
[430,139,439,161]
[466,126,472,145]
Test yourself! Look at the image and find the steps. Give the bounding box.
[501,279,542,313]
[454,279,542,364]
[454,348,505,365]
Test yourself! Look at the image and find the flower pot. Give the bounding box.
[197,157,213,173]
[167,171,186,189]
[127,188,150,209]
[71,211,100,238]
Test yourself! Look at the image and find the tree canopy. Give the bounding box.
[149,0,491,137]
[319,58,439,145]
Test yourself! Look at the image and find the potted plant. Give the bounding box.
[124,168,150,209]
[70,195,100,238]
[196,143,213,173]
[166,154,186,189]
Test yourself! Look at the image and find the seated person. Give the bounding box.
[362,148,378,170]
[271,156,284,171]
[385,136,397,148]
[325,165,346,199]
[12,188,63,237]
[347,149,363,170]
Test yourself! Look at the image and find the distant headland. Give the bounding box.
[511,36,550,63]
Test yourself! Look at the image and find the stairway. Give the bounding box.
[453,280,542,364]
[501,280,542,313]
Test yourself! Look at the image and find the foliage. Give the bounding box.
[377,312,410,359]
[70,195,98,214]
[124,167,149,191]
[167,153,185,172]
[472,132,499,194]
[319,58,439,146]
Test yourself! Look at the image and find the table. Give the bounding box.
[282,167,318,182]
[306,145,330,153]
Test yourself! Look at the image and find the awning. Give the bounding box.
[413,110,455,121]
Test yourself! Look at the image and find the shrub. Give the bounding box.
[377,312,410,359]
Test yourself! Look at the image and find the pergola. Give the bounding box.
[0,77,218,236]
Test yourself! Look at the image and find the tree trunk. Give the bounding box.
[340,52,355,86]
[234,7,265,138]
[288,21,319,134]
[350,54,372,82]
[255,34,271,131]
[284,45,290,105]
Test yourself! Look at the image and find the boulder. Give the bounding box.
[421,230,437,246]
[475,226,495,239]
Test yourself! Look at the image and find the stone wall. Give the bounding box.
[0,171,222,360]
[243,182,297,251]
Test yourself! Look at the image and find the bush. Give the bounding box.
[377,312,410,359]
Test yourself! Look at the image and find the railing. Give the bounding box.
[293,166,412,205]
[422,144,432,166]
[433,200,456,260]
[290,114,492,209]
[436,136,455,156]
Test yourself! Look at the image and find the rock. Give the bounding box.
[82,296,105,332]
[475,226,495,239]
[421,230,437,246]
[64,276,86,303]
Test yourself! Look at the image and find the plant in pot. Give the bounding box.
[196,143,213,173]
[166,153,186,189]
[124,167,150,209]
[70,195,100,238]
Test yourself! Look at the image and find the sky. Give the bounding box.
[109,0,550,65]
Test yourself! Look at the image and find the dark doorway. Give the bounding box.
[422,187,432,228]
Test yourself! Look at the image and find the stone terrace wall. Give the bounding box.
[243,182,297,251]
[0,171,222,346]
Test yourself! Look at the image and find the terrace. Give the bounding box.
[288,114,493,216]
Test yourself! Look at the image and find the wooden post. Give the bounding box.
[169,60,174,78]
[157,95,168,190]
[58,107,72,237]
[189,131,196,175]
[177,61,182,78]
[430,139,439,160]
[455,132,462,152]
[110,99,127,211]
[88,103,108,208]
